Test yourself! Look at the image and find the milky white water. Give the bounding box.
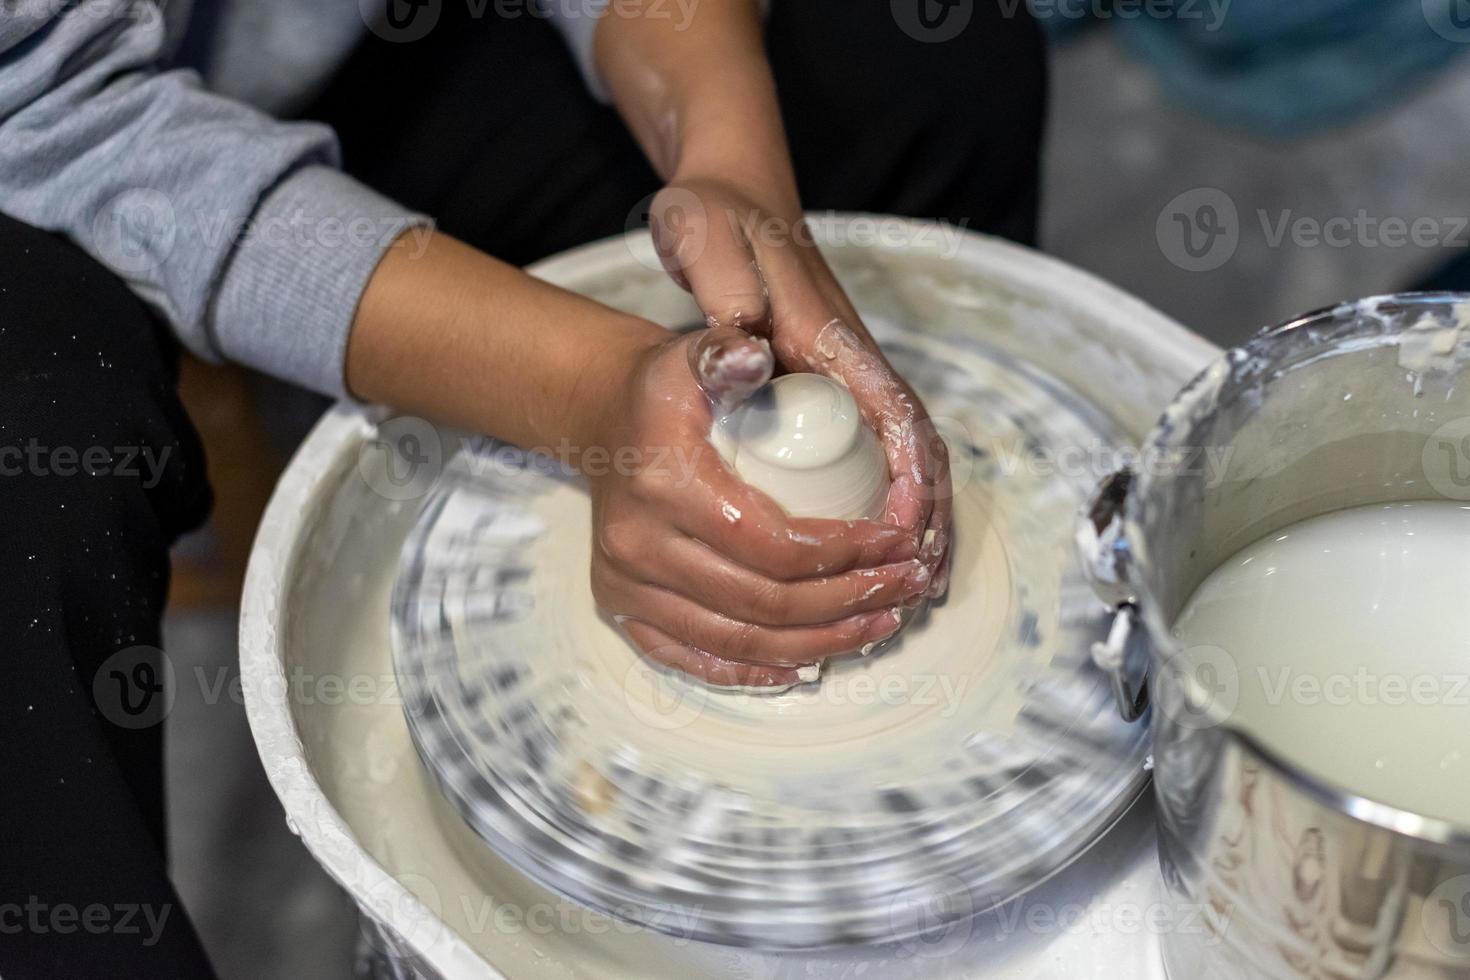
[1173,501,1470,825]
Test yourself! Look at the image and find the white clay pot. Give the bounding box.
[711,372,890,521]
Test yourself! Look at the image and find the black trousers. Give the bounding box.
[0,4,1043,976]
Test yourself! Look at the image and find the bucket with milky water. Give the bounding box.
[242,215,1217,978]
[1078,294,1470,978]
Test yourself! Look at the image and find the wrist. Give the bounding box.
[670,105,798,203]
[569,317,667,453]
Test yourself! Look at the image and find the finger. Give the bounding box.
[753,258,936,538]
[653,188,770,331]
[922,466,953,563]
[913,422,953,602]
[666,447,918,576]
[920,515,952,598]
[808,319,934,535]
[619,582,904,666]
[926,543,952,600]
[618,618,813,691]
[628,535,931,626]
[687,328,773,407]
[916,418,954,570]
[813,321,932,537]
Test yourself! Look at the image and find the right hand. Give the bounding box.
[586,327,931,688]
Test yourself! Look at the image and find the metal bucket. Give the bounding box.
[1079,294,1470,978]
[242,215,1216,978]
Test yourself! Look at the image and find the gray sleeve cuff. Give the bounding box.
[209,165,432,397]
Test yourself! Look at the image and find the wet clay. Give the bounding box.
[709,373,889,521]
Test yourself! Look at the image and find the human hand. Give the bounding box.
[647,176,954,598]
[587,326,933,689]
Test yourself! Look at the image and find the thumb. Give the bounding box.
[688,328,774,407]
[651,185,770,334]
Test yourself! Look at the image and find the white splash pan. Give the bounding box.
[242,215,1218,978]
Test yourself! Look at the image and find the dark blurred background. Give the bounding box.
[165,8,1470,975]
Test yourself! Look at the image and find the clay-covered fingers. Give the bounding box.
[617,618,809,690]
[913,415,954,595]
[687,328,773,406]
[768,293,954,565]
[750,249,937,533]
[810,319,936,533]
[660,449,917,578]
[630,535,928,626]
[603,579,903,666]
[926,542,952,600]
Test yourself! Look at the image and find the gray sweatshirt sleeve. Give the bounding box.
[0,2,429,397]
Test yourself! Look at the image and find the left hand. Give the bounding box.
[647,174,953,598]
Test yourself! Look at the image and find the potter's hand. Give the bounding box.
[649,176,954,599]
[587,328,930,689]
[592,0,952,600]
[348,233,923,690]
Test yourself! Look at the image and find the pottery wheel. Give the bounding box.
[391,319,1151,949]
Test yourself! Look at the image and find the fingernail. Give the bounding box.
[692,333,773,406]
[904,560,931,593]
[862,607,904,643]
[927,560,951,599]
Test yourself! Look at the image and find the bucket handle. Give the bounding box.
[1076,469,1151,723]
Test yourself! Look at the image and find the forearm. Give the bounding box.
[594,0,796,202]
[345,231,665,451]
